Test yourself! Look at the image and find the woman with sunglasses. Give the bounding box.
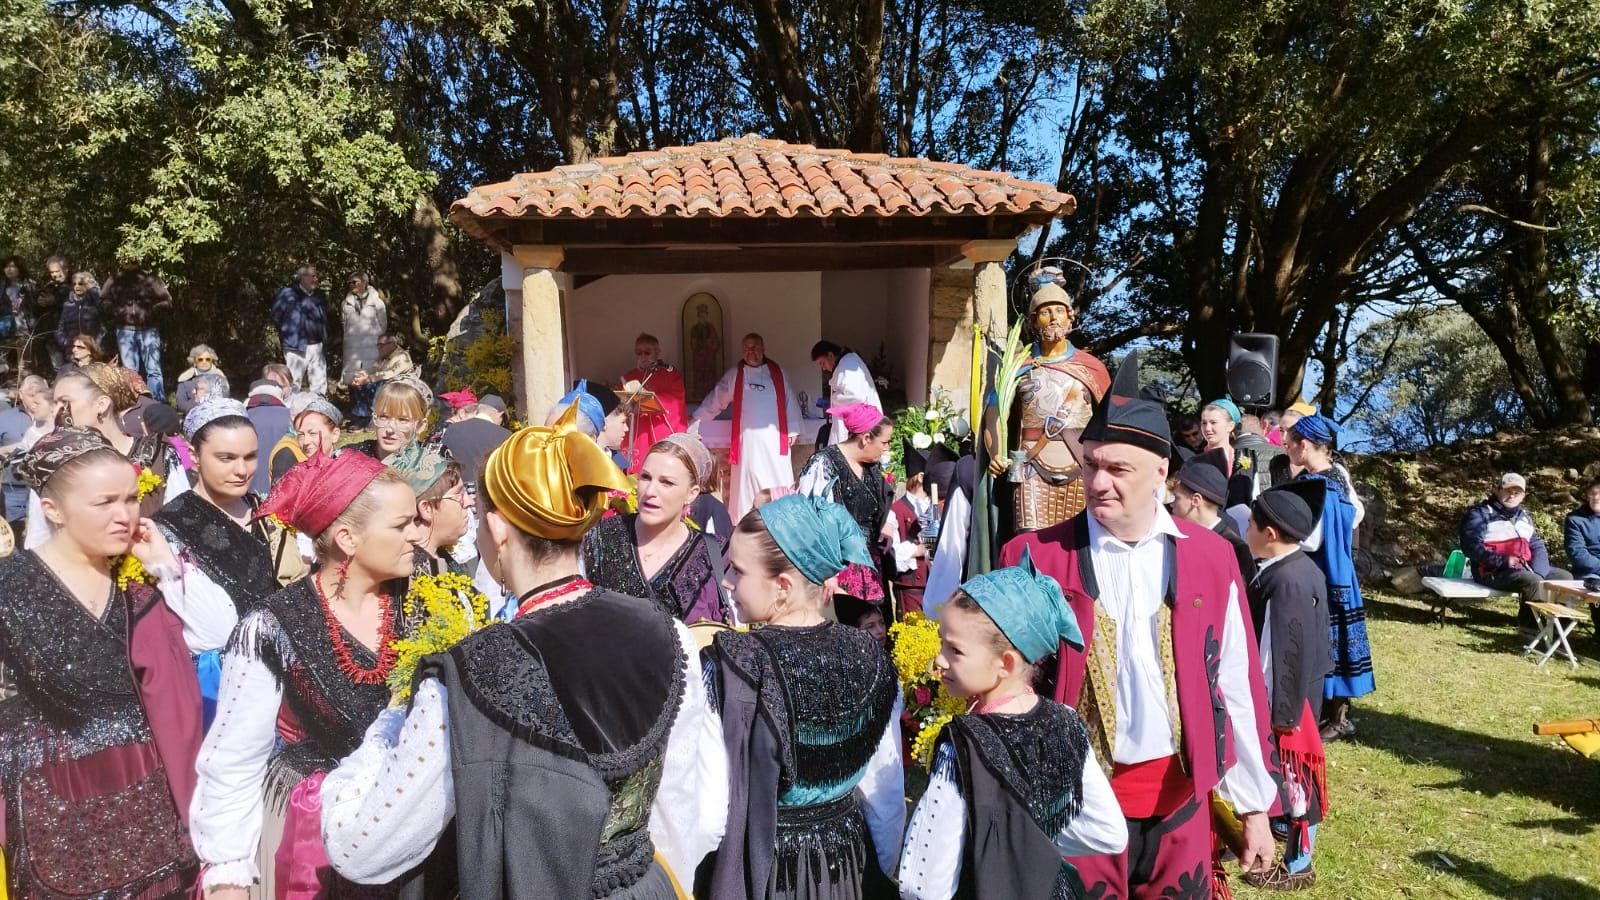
[176,344,231,413]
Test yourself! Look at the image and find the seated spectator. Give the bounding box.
[1562,478,1600,639]
[348,333,418,426]
[175,344,230,412]
[1462,472,1572,635]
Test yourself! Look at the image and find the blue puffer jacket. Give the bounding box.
[1563,505,1600,578]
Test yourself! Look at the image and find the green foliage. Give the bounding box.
[455,310,514,398]
[887,390,967,480]
[1343,309,1528,450]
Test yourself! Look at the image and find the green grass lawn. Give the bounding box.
[1231,590,1600,900]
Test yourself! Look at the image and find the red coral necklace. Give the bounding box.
[313,571,398,684]
[515,575,592,619]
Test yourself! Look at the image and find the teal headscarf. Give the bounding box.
[756,492,873,586]
[1205,397,1242,425]
[958,545,1084,663]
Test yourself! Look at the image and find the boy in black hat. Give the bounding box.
[1242,480,1333,890]
[1172,447,1257,588]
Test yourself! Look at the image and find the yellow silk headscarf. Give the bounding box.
[482,401,632,541]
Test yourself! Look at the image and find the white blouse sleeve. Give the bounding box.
[161,463,191,503]
[795,460,831,498]
[321,678,455,884]
[1055,754,1128,856]
[923,487,970,618]
[898,740,965,900]
[150,539,239,654]
[648,621,729,885]
[857,693,906,878]
[191,622,285,890]
[1214,583,1276,815]
[23,489,47,550]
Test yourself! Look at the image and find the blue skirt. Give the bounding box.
[1323,583,1375,699]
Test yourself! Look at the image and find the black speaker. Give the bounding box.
[1227,333,1278,407]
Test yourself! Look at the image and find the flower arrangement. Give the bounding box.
[114,554,153,590]
[888,390,969,481]
[135,466,164,501]
[888,612,967,768]
[387,571,492,703]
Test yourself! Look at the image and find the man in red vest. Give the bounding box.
[1001,353,1278,899]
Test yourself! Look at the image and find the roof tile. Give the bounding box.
[451,134,1072,238]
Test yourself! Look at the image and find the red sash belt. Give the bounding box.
[1111,754,1193,819]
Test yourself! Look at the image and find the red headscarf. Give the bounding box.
[826,402,884,437]
[256,451,387,537]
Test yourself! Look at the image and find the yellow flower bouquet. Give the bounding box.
[387,571,492,703]
[888,612,967,769]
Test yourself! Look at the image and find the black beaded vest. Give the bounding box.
[155,491,278,614]
[947,700,1091,900]
[230,576,405,779]
[420,589,685,900]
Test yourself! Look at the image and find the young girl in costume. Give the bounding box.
[899,549,1127,900]
[705,492,904,899]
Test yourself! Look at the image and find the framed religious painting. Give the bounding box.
[682,292,725,403]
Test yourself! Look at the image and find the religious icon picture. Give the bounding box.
[683,292,725,403]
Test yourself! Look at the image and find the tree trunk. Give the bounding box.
[1178,156,1232,400]
[846,0,886,152]
[1510,122,1591,423]
[748,0,824,144]
[413,193,463,331]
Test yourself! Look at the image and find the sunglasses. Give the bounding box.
[195,356,215,363]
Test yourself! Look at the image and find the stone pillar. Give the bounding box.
[926,240,1016,418]
[511,244,566,421]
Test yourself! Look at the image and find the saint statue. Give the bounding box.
[985,282,1110,532]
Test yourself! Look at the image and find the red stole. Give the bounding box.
[1000,514,1277,809]
[729,360,788,466]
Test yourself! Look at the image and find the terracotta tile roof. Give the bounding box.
[451,135,1074,242]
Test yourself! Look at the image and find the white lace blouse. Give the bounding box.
[319,617,729,888]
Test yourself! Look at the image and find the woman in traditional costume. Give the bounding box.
[898,553,1125,900]
[1284,414,1375,742]
[190,452,426,899]
[384,442,473,577]
[706,492,904,899]
[153,399,304,726]
[321,402,728,899]
[0,428,238,898]
[794,403,909,616]
[345,377,435,463]
[155,399,304,611]
[583,430,731,623]
[25,361,191,548]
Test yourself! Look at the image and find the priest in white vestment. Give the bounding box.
[811,340,883,445]
[692,333,802,522]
